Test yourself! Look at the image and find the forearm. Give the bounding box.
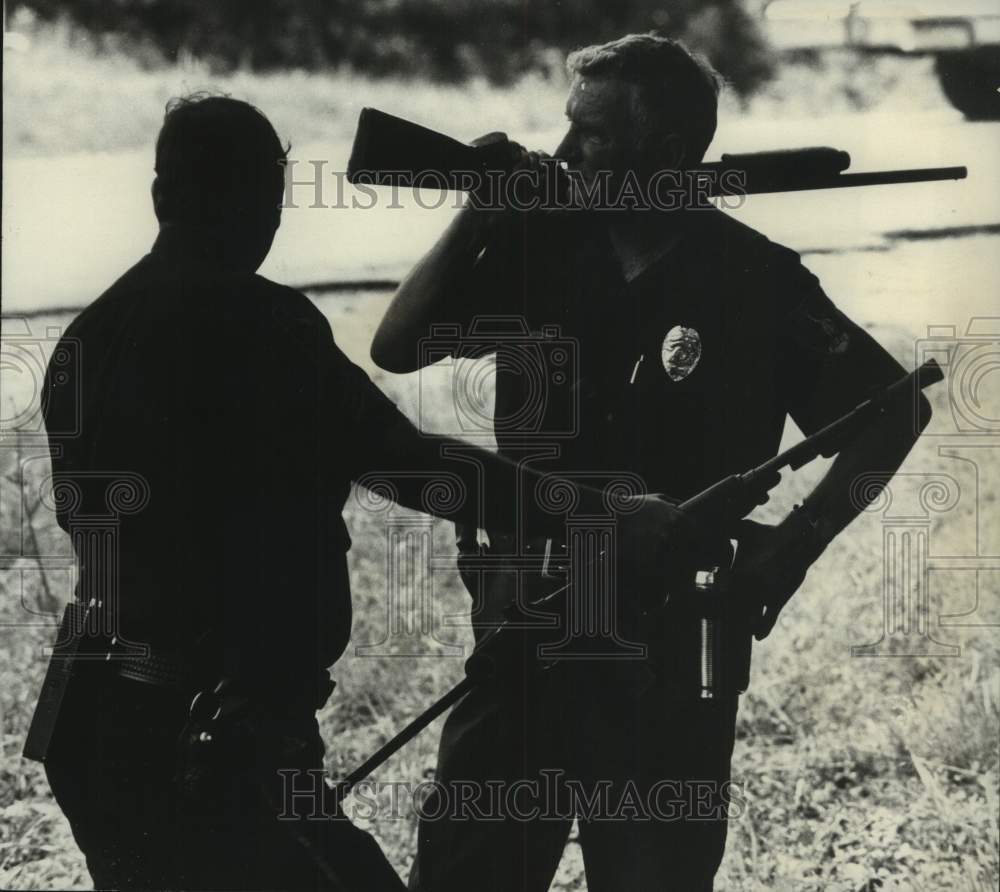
[371,206,497,373]
[734,394,931,640]
[370,433,609,536]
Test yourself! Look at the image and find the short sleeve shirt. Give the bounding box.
[42,231,425,687]
[437,207,905,501]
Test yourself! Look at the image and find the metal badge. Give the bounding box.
[661,325,702,381]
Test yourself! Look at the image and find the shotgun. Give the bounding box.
[330,358,944,804]
[346,107,967,197]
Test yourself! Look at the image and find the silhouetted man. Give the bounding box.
[25,94,682,891]
[372,35,931,892]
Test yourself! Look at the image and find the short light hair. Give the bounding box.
[566,33,722,166]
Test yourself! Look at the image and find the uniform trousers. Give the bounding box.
[44,672,406,891]
[409,569,742,892]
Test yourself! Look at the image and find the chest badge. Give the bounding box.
[661,325,702,382]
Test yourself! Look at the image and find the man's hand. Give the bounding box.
[731,513,824,640]
[467,132,553,215]
[616,495,704,589]
[470,133,549,173]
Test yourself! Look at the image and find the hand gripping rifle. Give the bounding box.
[346,107,967,197]
[331,358,944,806]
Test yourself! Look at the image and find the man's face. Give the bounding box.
[555,74,635,204]
[554,73,685,208]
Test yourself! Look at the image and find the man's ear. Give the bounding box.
[636,130,684,177]
[151,176,167,222]
[656,133,685,171]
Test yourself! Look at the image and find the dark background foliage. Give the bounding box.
[10,0,774,95]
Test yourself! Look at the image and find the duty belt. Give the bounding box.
[117,649,192,688]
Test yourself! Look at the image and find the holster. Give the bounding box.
[173,679,256,807]
[23,601,107,763]
[664,543,754,700]
[173,676,333,810]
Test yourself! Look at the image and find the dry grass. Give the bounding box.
[2,301,997,891]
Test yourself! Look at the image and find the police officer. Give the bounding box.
[26,94,683,891]
[371,35,932,892]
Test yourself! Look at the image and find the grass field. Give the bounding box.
[2,295,997,891]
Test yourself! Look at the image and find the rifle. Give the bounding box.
[330,358,944,805]
[346,107,967,196]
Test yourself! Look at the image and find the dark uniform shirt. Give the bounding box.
[42,228,456,698]
[441,206,904,502]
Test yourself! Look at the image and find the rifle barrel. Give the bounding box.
[710,166,967,196]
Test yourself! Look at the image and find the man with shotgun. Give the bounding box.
[370,34,934,891]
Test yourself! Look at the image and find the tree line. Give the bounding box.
[13,0,774,96]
